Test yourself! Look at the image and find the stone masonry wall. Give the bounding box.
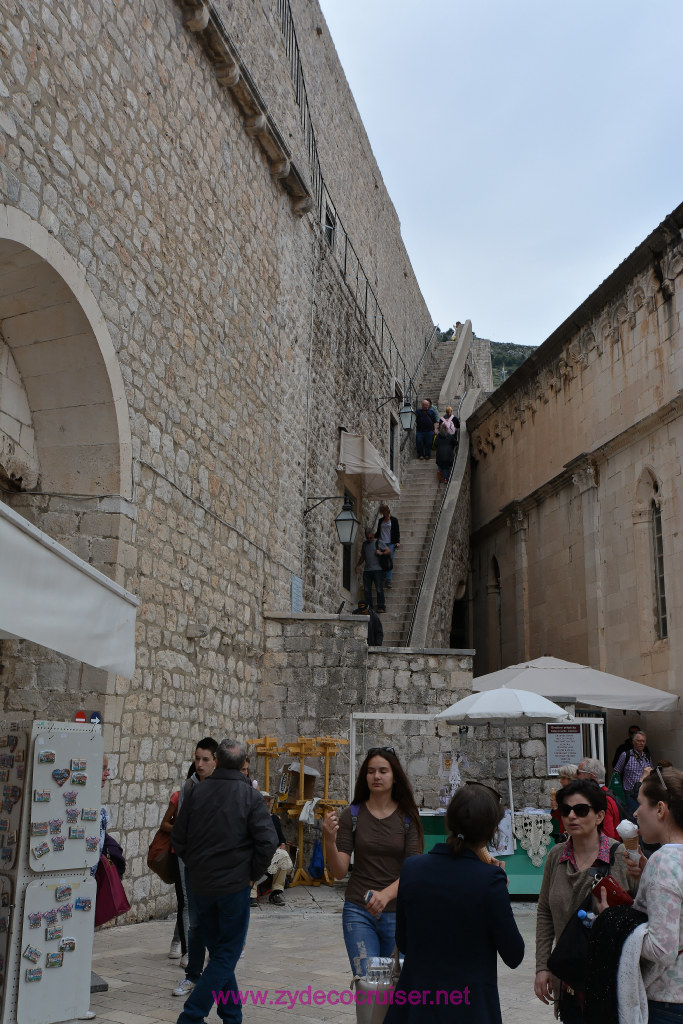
[261,614,475,807]
[468,211,683,765]
[260,619,555,835]
[425,457,471,649]
[0,0,437,919]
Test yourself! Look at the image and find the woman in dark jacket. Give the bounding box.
[385,783,524,1023]
[434,423,457,484]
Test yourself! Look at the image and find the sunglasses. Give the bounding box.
[367,747,395,757]
[558,802,593,818]
[465,780,502,801]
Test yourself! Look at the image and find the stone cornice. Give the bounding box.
[468,203,683,435]
[175,0,313,215]
[471,394,683,540]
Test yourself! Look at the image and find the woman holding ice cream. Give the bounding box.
[599,767,683,1023]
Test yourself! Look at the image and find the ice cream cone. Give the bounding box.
[622,835,640,861]
[475,845,494,864]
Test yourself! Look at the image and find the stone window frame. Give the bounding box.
[632,468,669,650]
[324,205,336,250]
[651,497,667,640]
[488,555,502,670]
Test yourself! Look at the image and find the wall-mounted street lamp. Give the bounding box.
[398,400,416,431]
[303,495,360,545]
[376,395,416,431]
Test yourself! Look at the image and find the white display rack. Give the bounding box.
[0,721,103,1024]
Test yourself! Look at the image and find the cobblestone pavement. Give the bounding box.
[91,887,551,1024]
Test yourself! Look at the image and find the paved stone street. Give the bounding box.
[90,886,549,1024]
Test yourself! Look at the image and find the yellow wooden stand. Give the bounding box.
[276,735,348,887]
[248,735,283,797]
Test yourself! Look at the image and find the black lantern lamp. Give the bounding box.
[334,496,360,545]
[303,495,360,546]
[398,400,416,431]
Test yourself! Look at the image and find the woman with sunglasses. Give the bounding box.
[384,782,524,1023]
[323,746,423,977]
[535,778,637,1022]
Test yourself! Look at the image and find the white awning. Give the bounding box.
[0,502,139,678]
[338,433,400,499]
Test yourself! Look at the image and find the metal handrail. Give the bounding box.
[407,324,440,403]
[399,324,441,455]
[404,444,457,647]
[276,0,433,392]
[404,344,476,646]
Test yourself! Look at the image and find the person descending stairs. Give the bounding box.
[380,333,462,646]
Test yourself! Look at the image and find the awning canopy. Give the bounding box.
[472,656,678,712]
[338,433,400,499]
[0,502,139,678]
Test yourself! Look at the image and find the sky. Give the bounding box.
[317,0,683,347]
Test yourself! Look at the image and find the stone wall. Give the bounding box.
[0,0,435,919]
[424,457,471,649]
[468,206,683,764]
[260,613,475,806]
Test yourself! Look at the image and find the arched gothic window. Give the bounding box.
[651,497,667,640]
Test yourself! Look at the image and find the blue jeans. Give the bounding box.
[416,431,433,458]
[363,569,385,610]
[649,1002,683,1023]
[177,887,250,1024]
[342,900,396,978]
[382,542,396,583]
[183,864,206,983]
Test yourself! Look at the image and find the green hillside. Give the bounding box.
[489,341,536,388]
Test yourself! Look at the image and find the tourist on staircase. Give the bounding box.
[356,527,390,612]
[415,400,437,460]
[374,503,400,589]
[435,422,457,484]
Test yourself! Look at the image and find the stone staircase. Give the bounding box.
[380,336,460,646]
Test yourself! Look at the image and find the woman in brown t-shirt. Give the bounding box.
[323,747,423,976]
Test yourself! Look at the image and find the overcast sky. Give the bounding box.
[318,0,683,347]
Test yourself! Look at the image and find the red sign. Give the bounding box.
[74,711,86,723]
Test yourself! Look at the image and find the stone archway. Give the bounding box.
[0,206,132,499]
[0,207,135,715]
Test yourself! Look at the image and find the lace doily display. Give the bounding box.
[512,812,554,867]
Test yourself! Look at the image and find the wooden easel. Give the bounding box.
[248,735,283,797]
[276,735,348,887]
[284,737,324,887]
[315,735,348,884]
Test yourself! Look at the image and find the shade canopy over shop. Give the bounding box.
[0,502,138,678]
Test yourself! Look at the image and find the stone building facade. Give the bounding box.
[0,0,443,916]
[468,203,683,762]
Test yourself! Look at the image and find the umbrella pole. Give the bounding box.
[505,720,515,820]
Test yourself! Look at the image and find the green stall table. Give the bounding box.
[418,811,549,895]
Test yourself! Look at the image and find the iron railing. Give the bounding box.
[276,0,433,392]
[404,344,477,646]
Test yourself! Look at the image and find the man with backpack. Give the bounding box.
[613,731,653,814]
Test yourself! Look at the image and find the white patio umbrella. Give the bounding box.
[470,655,678,712]
[436,686,571,817]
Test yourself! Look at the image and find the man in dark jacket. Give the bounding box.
[172,739,277,1024]
[415,399,437,460]
[374,503,400,588]
[354,600,383,646]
